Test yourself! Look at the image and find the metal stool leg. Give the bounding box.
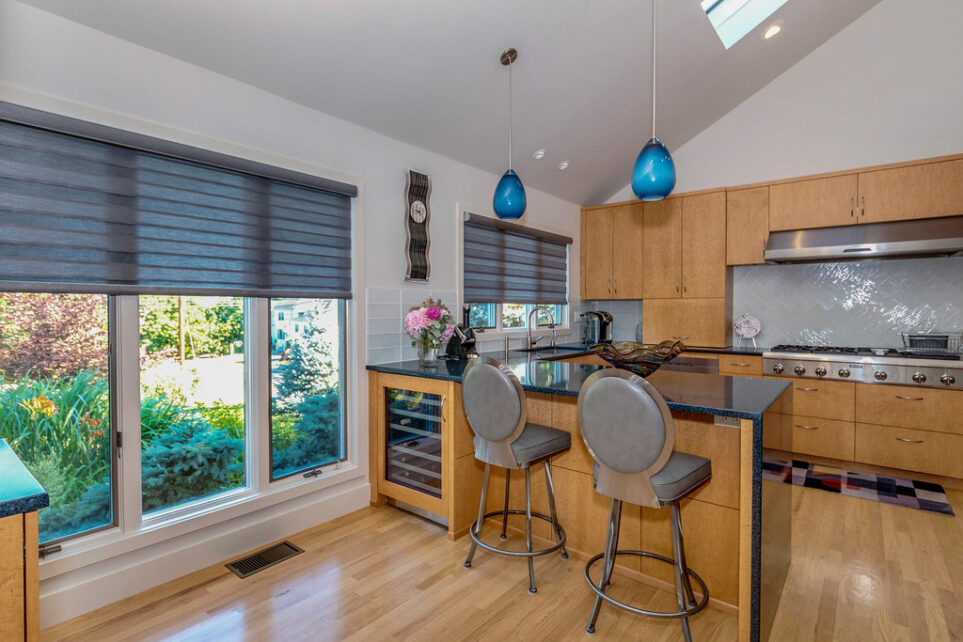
[586,498,621,634]
[603,499,622,590]
[670,502,694,642]
[525,466,537,594]
[500,469,511,540]
[672,501,698,608]
[543,461,568,560]
[464,463,491,568]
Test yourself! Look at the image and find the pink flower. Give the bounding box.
[441,323,455,343]
[426,306,441,320]
[404,309,431,337]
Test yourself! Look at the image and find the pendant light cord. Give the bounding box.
[651,0,657,140]
[508,59,513,170]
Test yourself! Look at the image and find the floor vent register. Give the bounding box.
[225,541,304,579]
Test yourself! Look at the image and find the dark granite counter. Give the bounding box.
[0,439,48,519]
[367,351,789,421]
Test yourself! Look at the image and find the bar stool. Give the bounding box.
[461,356,570,594]
[577,368,711,640]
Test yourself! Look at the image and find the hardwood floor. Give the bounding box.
[44,484,963,641]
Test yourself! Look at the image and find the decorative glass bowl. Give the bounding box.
[590,340,685,378]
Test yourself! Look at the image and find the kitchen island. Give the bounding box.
[367,353,791,641]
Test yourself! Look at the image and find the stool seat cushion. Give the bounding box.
[650,452,711,503]
[510,423,571,466]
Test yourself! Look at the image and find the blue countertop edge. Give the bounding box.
[0,438,49,519]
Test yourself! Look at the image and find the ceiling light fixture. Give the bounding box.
[557,161,569,171]
[764,23,781,39]
[533,148,546,160]
[631,0,676,202]
[493,47,527,220]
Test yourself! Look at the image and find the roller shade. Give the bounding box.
[0,102,355,298]
[463,212,571,304]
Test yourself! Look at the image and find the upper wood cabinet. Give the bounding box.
[726,187,769,266]
[642,198,682,299]
[642,297,728,348]
[769,174,858,231]
[643,191,727,299]
[858,157,963,223]
[580,202,643,300]
[681,191,727,298]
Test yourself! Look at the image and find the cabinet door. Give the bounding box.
[580,207,614,299]
[858,157,963,223]
[726,187,769,266]
[682,191,727,298]
[611,203,645,299]
[0,514,25,641]
[642,299,683,344]
[642,198,683,299]
[680,298,728,348]
[769,174,857,231]
[855,423,963,478]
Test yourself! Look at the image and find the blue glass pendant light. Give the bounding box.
[493,47,527,220]
[632,0,676,201]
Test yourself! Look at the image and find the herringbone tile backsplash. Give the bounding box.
[731,257,963,348]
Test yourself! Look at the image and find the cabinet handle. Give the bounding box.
[608,279,612,295]
[796,386,819,392]
[440,395,447,409]
[895,395,924,401]
[850,197,855,217]
[614,279,618,294]
[794,424,819,431]
[895,437,923,443]
[675,279,680,293]
[729,362,751,368]
[672,335,690,341]
[860,196,865,217]
[683,276,687,293]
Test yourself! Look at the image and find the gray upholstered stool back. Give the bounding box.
[462,357,527,468]
[577,368,675,508]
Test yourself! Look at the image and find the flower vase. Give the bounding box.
[418,343,439,367]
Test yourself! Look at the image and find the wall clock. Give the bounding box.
[404,169,431,282]
[734,313,761,348]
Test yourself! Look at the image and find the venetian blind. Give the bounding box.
[463,212,571,304]
[0,102,355,298]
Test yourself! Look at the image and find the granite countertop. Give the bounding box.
[0,439,49,519]
[368,350,790,421]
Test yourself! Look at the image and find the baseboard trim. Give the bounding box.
[39,480,370,630]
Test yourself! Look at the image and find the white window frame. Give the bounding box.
[466,302,570,334]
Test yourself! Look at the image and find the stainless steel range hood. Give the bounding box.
[764,215,963,263]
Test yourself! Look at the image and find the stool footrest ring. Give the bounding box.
[584,549,709,619]
[468,509,567,558]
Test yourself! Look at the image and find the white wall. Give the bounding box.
[607,0,963,201]
[0,0,580,626]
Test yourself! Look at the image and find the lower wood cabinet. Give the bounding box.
[789,415,856,461]
[718,355,762,376]
[0,511,39,641]
[642,298,728,348]
[855,384,963,435]
[855,423,963,479]
[789,380,855,422]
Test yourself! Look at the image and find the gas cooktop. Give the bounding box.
[769,344,962,361]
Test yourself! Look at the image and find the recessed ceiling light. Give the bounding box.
[764,24,781,39]
[533,149,546,160]
[557,161,569,171]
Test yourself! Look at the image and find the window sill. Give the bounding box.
[38,460,363,579]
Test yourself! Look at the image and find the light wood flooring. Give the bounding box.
[43,483,963,641]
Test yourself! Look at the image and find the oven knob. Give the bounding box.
[815,366,827,377]
[772,364,784,374]
[874,371,888,381]
[838,368,850,378]
[942,374,956,386]
[793,365,806,375]
[912,372,926,384]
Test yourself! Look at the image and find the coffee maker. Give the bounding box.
[445,305,479,359]
[581,311,613,345]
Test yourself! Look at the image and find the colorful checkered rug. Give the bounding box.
[762,456,955,516]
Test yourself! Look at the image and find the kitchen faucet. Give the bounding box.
[527,306,557,349]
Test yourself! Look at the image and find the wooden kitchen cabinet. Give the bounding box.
[726,186,770,266]
[642,298,728,348]
[769,174,858,231]
[642,198,682,299]
[682,191,727,298]
[857,157,963,223]
[0,512,39,641]
[579,202,644,299]
[855,383,963,435]
[855,422,963,479]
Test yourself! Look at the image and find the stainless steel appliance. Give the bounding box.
[445,304,478,360]
[581,310,612,345]
[763,344,962,390]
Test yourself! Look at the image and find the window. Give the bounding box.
[139,296,246,514]
[467,302,566,332]
[270,298,346,480]
[702,0,790,49]
[0,293,114,543]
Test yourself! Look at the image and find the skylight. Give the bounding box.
[702,0,790,49]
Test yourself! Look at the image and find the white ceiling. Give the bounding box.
[21,0,879,205]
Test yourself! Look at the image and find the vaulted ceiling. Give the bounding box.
[21,0,879,205]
